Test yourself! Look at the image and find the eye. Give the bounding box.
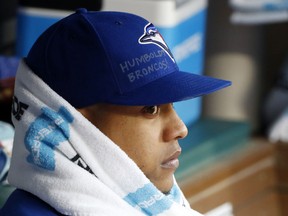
[142,105,160,116]
[148,29,156,36]
[149,31,155,36]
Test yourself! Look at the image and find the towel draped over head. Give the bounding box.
[8,60,203,216]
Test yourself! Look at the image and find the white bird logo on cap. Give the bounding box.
[139,23,175,63]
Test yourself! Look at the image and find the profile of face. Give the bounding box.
[78,103,188,193]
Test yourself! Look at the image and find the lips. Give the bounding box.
[161,149,181,170]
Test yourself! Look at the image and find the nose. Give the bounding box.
[174,115,188,140]
[163,105,188,142]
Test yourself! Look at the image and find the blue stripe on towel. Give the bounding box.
[25,106,73,170]
[166,184,182,204]
[123,183,173,215]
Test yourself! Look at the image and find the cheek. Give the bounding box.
[122,126,162,172]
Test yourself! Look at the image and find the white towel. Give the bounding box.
[8,60,203,216]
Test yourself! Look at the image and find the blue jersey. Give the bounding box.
[0,189,63,216]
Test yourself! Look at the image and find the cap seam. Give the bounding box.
[80,12,123,95]
[44,18,64,85]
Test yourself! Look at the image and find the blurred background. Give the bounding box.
[0,0,288,215]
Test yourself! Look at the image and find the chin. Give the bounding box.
[156,177,174,194]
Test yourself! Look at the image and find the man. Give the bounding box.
[0,9,231,215]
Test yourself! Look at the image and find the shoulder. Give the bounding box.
[0,189,63,216]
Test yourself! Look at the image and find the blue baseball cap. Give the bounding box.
[26,8,231,108]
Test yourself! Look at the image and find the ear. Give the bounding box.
[76,104,102,122]
[77,107,87,117]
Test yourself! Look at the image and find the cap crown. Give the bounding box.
[26,9,178,108]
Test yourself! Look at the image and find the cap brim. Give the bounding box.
[111,71,232,106]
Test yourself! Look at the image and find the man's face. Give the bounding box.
[78,103,188,193]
